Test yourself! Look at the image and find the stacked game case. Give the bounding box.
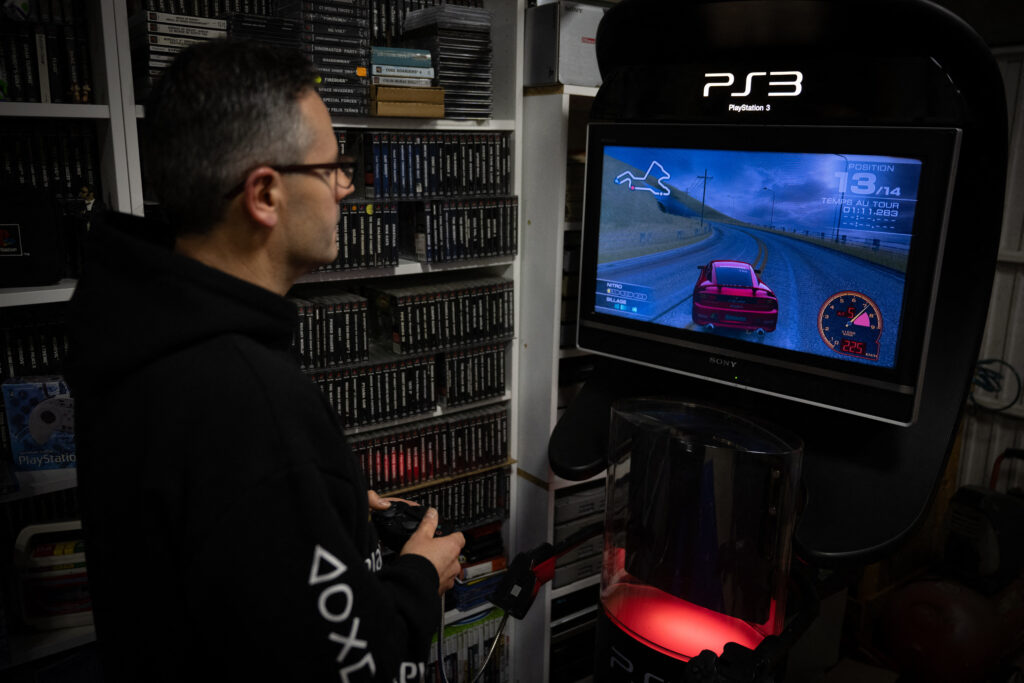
[223,13,302,50]
[278,0,371,116]
[364,276,514,355]
[289,292,369,370]
[406,467,509,539]
[401,4,493,119]
[0,0,94,103]
[348,402,508,491]
[364,130,511,199]
[308,348,437,429]
[129,8,258,101]
[370,45,444,117]
[429,605,509,683]
[407,196,519,263]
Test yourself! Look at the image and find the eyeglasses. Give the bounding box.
[223,160,357,199]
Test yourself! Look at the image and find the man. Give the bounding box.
[67,40,464,682]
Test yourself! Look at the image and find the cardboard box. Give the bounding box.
[371,99,445,118]
[370,85,445,105]
[1,377,75,471]
[525,1,605,88]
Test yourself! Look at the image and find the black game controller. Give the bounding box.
[371,501,454,553]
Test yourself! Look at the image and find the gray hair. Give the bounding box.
[141,39,321,236]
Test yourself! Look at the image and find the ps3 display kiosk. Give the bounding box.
[547,0,1008,680]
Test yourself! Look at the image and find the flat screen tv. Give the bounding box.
[576,123,961,425]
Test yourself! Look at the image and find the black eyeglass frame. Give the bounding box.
[223,160,357,199]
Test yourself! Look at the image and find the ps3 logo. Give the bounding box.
[703,71,803,98]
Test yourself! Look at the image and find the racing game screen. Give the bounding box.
[593,145,924,369]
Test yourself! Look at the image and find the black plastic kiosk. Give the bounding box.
[547,0,1009,680]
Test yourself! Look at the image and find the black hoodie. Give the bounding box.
[66,212,440,682]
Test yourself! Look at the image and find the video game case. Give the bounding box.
[279,0,368,19]
[133,21,226,40]
[365,276,513,354]
[371,63,434,78]
[135,9,227,29]
[307,30,370,49]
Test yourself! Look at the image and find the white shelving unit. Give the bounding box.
[959,47,1024,485]
[0,1,526,677]
[515,85,601,683]
[0,0,130,670]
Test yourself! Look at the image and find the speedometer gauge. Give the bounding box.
[817,291,883,361]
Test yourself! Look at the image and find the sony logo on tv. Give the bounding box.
[703,71,803,98]
[708,356,739,369]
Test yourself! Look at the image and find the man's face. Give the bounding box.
[281,91,355,271]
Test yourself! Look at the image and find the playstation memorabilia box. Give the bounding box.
[1,377,76,471]
[524,1,604,88]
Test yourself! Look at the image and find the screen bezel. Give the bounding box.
[576,123,961,426]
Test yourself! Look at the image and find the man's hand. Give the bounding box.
[401,507,466,594]
[367,489,414,512]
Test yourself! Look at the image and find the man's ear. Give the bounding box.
[242,167,281,228]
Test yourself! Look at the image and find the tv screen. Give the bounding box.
[577,124,961,425]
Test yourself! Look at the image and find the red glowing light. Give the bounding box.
[603,583,770,661]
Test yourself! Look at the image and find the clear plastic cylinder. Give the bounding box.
[601,399,803,661]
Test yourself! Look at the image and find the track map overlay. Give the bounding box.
[594,146,924,368]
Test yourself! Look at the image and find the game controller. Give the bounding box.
[28,397,74,445]
[371,501,454,553]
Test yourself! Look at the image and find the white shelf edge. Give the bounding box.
[332,117,516,131]
[998,249,1024,264]
[549,603,598,630]
[0,280,77,308]
[294,256,516,284]
[345,391,513,437]
[523,85,599,99]
[971,396,1024,420]
[549,573,601,600]
[0,103,111,119]
[136,105,513,131]
[5,623,96,669]
[551,469,606,492]
[444,600,498,625]
[0,469,78,504]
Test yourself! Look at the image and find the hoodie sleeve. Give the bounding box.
[182,462,441,683]
[155,342,443,682]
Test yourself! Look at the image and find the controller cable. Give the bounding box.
[435,600,510,683]
[435,521,605,683]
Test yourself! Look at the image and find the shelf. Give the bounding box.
[4,623,96,670]
[559,347,590,360]
[294,256,516,285]
[524,85,599,98]
[551,469,606,493]
[0,280,77,308]
[332,117,516,131]
[444,601,499,625]
[549,573,601,600]
[0,103,111,119]
[344,392,512,437]
[998,250,1024,264]
[0,469,78,504]
[136,104,513,131]
[381,458,516,498]
[971,396,1024,420]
